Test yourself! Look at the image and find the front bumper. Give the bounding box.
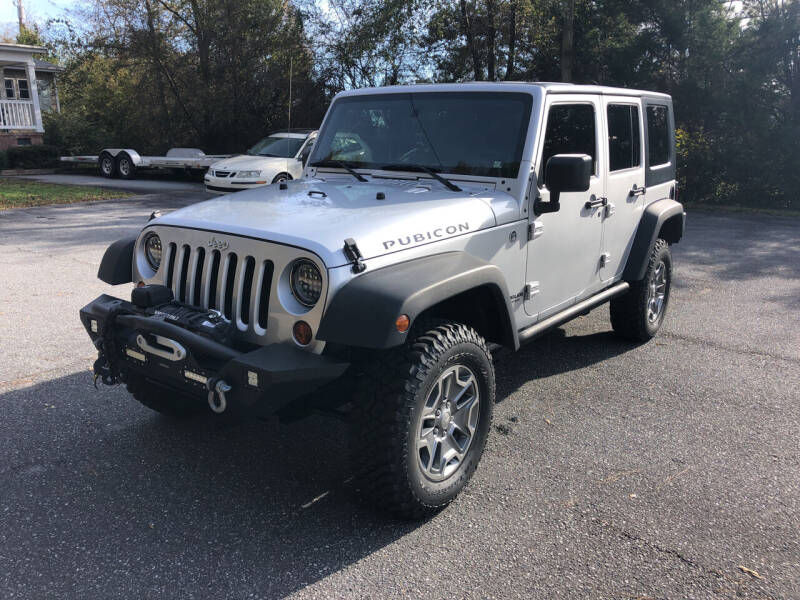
[204,175,269,193]
[80,294,349,415]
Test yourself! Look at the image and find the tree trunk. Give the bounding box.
[504,0,517,80]
[560,0,575,82]
[459,0,483,80]
[487,0,496,81]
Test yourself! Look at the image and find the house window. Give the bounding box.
[37,79,52,112]
[607,104,641,172]
[647,105,670,166]
[17,79,30,100]
[4,79,14,99]
[17,137,32,146]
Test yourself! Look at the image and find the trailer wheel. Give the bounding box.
[116,153,136,179]
[98,152,116,178]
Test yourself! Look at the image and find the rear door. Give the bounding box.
[600,97,646,281]
[524,94,605,319]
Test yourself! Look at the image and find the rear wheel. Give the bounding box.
[610,238,672,341]
[351,321,495,519]
[116,153,136,179]
[126,374,201,417]
[98,153,116,178]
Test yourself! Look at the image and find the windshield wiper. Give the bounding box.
[310,160,367,182]
[380,164,462,192]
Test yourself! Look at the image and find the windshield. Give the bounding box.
[247,135,306,158]
[310,92,532,179]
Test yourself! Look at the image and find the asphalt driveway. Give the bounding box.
[0,196,798,599]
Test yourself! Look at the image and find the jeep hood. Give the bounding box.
[154,177,518,267]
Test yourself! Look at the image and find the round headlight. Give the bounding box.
[291,259,322,307]
[143,233,162,271]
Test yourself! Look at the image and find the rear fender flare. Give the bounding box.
[623,198,685,281]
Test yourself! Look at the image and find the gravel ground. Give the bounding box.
[0,197,798,599]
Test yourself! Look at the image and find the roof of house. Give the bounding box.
[0,43,47,54]
[33,58,63,73]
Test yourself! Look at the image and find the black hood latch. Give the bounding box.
[343,238,366,274]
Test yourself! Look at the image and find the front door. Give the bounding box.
[524,96,605,319]
[601,97,647,280]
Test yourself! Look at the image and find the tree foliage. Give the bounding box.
[36,0,799,207]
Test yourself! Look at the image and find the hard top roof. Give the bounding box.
[337,81,671,100]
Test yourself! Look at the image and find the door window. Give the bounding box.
[540,104,597,182]
[607,104,641,171]
[646,105,670,166]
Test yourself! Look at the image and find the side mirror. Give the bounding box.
[300,144,314,166]
[536,154,592,215]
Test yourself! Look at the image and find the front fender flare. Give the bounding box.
[98,236,136,285]
[317,252,517,350]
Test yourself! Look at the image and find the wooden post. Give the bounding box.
[25,60,43,132]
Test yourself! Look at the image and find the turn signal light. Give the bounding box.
[395,314,410,333]
[293,321,312,346]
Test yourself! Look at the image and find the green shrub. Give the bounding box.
[5,145,60,169]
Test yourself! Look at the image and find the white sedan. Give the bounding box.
[204,129,317,192]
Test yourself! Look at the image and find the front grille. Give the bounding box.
[213,170,234,178]
[164,242,274,333]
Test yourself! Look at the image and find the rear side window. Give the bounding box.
[607,104,641,171]
[540,104,597,178]
[647,105,670,166]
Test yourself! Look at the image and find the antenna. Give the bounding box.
[286,56,292,156]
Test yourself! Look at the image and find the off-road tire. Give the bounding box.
[351,321,495,520]
[126,374,201,417]
[610,238,672,342]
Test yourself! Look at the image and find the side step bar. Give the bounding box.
[518,281,630,345]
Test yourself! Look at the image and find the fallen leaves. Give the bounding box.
[738,565,764,580]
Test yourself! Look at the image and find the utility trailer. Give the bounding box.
[60,148,234,180]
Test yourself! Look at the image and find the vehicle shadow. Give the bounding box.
[0,324,635,598]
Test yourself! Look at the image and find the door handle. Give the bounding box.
[585,196,607,209]
[631,185,646,196]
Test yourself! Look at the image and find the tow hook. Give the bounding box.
[207,379,231,414]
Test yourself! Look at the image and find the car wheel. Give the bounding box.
[116,153,136,179]
[351,321,495,519]
[99,152,116,178]
[126,374,201,417]
[610,238,673,342]
[271,172,291,184]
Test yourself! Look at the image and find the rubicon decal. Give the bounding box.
[383,222,470,250]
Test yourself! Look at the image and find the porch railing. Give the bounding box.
[0,100,36,130]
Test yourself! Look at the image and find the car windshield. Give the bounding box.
[310,92,532,179]
[247,135,306,158]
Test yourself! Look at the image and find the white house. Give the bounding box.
[0,42,62,150]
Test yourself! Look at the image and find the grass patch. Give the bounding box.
[0,178,133,210]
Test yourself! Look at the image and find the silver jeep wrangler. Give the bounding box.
[81,83,684,518]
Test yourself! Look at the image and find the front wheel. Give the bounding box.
[98,153,116,178]
[271,172,291,184]
[610,238,673,341]
[351,321,495,519]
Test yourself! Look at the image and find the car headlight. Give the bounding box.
[290,259,323,307]
[143,232,162,270]
[236,170,261,178]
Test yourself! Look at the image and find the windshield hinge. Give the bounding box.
[343,238,367,274]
